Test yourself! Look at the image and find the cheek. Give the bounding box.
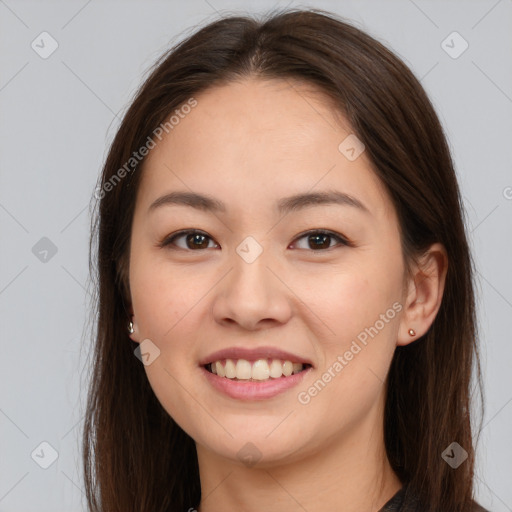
[299,259,401,343]
[293,270,401,433]
[129,246,198,339]
[299,252,403,402]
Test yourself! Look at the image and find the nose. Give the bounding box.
[211,246,292,331]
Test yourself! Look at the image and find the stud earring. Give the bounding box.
[408,328,416,336]
[128,321,134,334]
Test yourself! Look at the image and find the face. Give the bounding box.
[128,78,409,467]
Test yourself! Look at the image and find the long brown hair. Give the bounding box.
[84,8,484,511]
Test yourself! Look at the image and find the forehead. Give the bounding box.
[138,78,393,220]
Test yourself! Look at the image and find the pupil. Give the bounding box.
[187,233,208,249]
[310,234,329,249]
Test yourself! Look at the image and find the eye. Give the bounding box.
[159,229,351,252]
[290,229,351,251]
[159,230,219,251]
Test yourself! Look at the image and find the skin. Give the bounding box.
[127,78,448,512]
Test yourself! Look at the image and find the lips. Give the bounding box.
[200,364,313,400]
[198,346,314,367]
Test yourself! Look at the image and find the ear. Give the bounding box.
[397,243,448,346]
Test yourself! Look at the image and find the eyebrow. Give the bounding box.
[148,190,370,215]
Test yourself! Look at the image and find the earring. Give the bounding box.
[128,321,134,334]
[408,328,416,336]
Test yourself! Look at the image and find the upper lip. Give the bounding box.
[199,346,314,367]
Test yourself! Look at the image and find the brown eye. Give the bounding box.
[160,230,218,250]
[160,229,351,252]
[291,230,350,251]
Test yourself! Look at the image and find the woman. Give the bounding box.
[84,8,488,512]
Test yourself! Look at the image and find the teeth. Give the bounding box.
[215,361,225,377]
[269,359,283,378]
[236,359,252,379]
[225,359,236,378]
[251,359,270,380]
[208,358,306,380]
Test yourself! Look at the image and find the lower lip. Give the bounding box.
[200,365,313,400]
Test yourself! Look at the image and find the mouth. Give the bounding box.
[203,358,313,382]
[200,359,313,400]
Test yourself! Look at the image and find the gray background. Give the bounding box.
[0,0,511,510]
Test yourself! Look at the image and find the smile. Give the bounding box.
[205,358,312,381]
[201,359,313,400]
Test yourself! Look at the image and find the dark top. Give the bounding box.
[379,485,490,512]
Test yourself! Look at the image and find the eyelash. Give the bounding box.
[158,229,353,252]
